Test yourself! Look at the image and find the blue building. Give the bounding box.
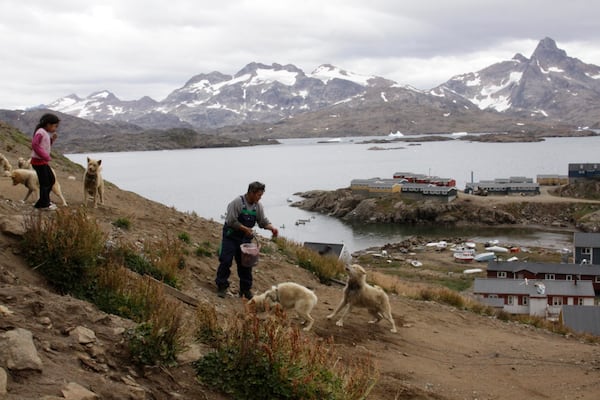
[569,163,600,183]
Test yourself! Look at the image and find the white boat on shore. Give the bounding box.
[453,250,475,263]
[463,268,483,274]
[474,252,496,262]
[485,245,509,253]
[426,241,447,250]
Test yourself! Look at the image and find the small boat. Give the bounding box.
[453,250,475,263]
[464,242,476,249]
[506,256,519,262]
[474,252,496,262]
[485,245,509,253]
[410,260,423,267]
[463,268,483,274]
[388,131,404,137]
[318,137,342,143]
[484,239,499,247]
[449,244,472,252]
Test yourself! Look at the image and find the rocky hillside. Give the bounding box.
[2,122,600,400]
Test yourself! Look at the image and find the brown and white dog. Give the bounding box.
[17,157,32,169]
[83,157,104,207]
[10,168,68,206]
[0,153,12,176]
[249,282,318,331]
[327,264,397,333]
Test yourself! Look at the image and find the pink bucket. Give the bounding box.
[240,242,260,268]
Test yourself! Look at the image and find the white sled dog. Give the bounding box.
[249,282,318,331]
[10,168,68,206]
[83,157,104,207]
[327,264,397,333]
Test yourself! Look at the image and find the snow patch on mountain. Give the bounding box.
[468,72,522,112]
[248,68,298,86]
[310,64,373,85]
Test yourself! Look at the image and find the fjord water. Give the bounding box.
[67,135,599,253]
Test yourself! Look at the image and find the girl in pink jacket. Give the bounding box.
[31,113,60,210]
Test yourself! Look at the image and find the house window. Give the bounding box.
[545,273,555,280]
[497,271,507,278]
[578,298,585,305]
[522,296,529,305]
[507,295,516,305]
[595,276,600,283]
[552,297,563,306]
[566,275,573,281]
[582,248,591,255]
[488,294,498,299]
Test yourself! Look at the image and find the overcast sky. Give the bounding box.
[2,0,600,110]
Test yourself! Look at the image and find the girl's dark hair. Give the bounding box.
[34,113,60,134]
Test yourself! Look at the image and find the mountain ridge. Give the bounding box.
[40,37,600,133]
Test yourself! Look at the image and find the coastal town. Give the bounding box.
[295,162,600,335]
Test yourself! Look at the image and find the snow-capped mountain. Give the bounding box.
[433,37,600,125]
[44,38,600,132]
[46,63,398,130]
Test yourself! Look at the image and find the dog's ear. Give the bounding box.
[98,160,102,165]
[87,157,91,163]
[265,290,277,302]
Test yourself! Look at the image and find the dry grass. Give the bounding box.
[193,309,379,399]
[274,236,346,283]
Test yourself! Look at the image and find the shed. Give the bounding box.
[561,305,600,336]
[302,241,345,259]
[573,232,600,265]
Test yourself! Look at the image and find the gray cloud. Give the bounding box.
[1,0,600,109]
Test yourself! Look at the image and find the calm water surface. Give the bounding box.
[67,135,599,253]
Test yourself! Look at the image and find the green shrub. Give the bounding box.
[126,293,186,366]
[194,311,378,400]
[109,238,182,288]
[195,241,214,257]
[91,262,152,320]
[112,217,131,230]
[178,232,191,244]
[20,208,106,294]
[194,301,222,346]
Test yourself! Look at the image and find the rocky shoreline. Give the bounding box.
[290,186,600,232]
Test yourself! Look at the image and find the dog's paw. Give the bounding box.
[335,320,344,327]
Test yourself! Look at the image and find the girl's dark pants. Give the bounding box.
[32,164,55,208]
